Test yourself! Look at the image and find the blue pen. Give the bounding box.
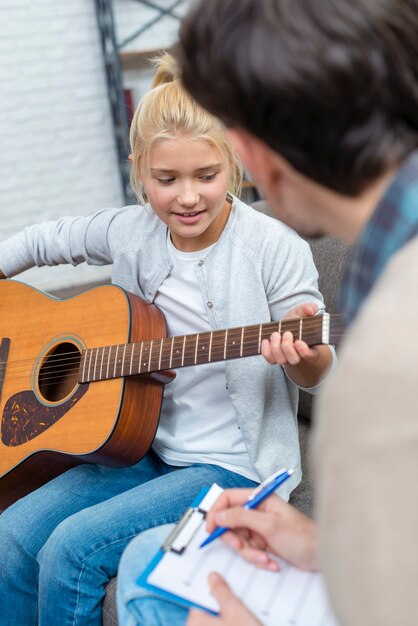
[199,467,295,549]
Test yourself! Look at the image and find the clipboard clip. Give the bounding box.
[162,506,206,555]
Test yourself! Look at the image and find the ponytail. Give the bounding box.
[129,54,243,203]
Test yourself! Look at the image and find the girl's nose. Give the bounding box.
[177,183,199,207]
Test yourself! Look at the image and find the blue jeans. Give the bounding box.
[117,524,186,626]
[0,450,257,626]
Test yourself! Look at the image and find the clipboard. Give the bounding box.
[136,484,340,625]
[137,483,222,615]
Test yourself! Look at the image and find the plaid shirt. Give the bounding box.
[341,150,418,325]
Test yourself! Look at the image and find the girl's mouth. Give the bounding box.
[173,210,205,224]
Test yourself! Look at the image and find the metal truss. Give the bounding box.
[94,0,188,204]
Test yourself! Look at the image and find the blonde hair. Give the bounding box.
[129,53,243,202]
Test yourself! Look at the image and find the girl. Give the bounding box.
[0,54,333,626]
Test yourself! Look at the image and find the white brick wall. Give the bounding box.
[0,0,192,292]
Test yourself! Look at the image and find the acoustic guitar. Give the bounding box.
[0,280,344,508]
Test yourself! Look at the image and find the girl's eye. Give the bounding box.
[200,173,217,181]
[157,177,175,185]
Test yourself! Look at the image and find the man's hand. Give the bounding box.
[187,490,318,625]
[186,573,262,626]
[262,302,333,387]
[205,489,318,572]
[0,270,6,279]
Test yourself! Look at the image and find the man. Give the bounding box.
[117,1,418,625]
[176,1,418,625]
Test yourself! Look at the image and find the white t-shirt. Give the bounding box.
[152,234,259,482]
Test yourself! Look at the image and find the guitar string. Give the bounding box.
[6,332,345,386]
[0,329,345,383]
[26,340,346,386]
[0,318,334,370]
[0,316,343,370]
[10,346,346,386]
[0,324,341,376]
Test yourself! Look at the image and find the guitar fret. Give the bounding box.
[169,337,174,368]
[227,329,241,359]
[158,338,163,370]
[159,339,167,370]
[88,349,93,381]
[129,344,134,375]
[181,336,186,367]
[224,330,228,360]
[197,333,210,365]
[138,341,144,373]
[211,331,223,362]
[194,334,199,365]
[148,340,153,372]
[240,327,244,357]
[106,346,112,378]
[93,348,99,381]
[113,345,119,378]
[82,351,87,382]
[121,344,127,377]
[299,318,303,340]
[183,335,195,367]
[170,336,182,369]
[258,324,262,353]
[208,331,213,363]
[100,347,105,380]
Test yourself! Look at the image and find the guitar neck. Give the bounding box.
[79,313,344,384]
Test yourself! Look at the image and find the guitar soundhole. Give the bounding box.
[38,342,81,402]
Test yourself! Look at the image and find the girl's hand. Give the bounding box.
[261,302,320,367]
[205,489,318,572]
[187,574,262,626]
[262,302,333,387]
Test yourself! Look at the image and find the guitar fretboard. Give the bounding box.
[79,313,342,384]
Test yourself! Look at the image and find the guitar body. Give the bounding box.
[0,281,167,509]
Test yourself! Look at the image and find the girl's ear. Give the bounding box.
[128,153,133,166]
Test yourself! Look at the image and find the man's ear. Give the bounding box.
[226,128,287,196]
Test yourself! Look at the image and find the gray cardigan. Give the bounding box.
[0,197,329,498]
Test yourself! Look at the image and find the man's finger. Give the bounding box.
[209,572,235,605]
[214,507,276,536]
[206,489,256,532]
[208,573,248,615]
[209,573,262,625]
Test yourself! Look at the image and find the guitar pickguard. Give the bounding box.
[1,385,89,447]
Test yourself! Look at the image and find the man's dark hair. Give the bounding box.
[177,0,418,195]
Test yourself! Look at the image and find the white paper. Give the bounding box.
[147,485,340,626]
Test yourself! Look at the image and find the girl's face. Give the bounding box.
[140,136,231,252]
